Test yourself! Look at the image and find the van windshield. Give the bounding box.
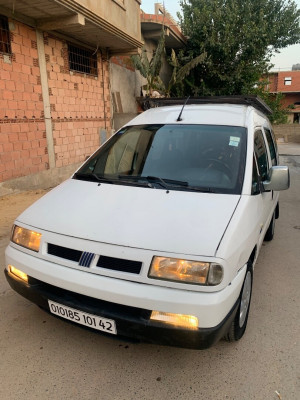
[74,124,247,194]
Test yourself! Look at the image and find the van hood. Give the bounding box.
[16,179,240,257]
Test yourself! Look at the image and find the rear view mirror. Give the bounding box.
[263,166,290,191]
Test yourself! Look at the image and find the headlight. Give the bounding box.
[149,257,223,286]
[11,225,41,252]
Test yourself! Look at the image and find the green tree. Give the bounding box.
[178,0,300,96]
[253,85,288,124]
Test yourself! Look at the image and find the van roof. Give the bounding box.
[140,95,272,116]
[129,102,268,128]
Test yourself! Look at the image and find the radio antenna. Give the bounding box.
[177,96,190,121]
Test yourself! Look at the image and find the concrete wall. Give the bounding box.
[76,0,141,43]
[110,34,173,131]
[274,124,300,143]
[0,161,82,197]
[110,58,140,114]
[110,54,143,131]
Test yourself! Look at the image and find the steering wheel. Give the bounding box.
[205,158,233,179]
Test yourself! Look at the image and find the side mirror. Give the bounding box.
[263,166,290,191]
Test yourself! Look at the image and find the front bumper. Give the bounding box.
[5,268,239,349]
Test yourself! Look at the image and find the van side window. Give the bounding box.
[264,128,278,166]
[254,130,269,181]
[252,155,260,195]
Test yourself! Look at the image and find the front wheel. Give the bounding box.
[225,263,253,342]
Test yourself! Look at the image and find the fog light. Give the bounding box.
[8,265,28,283]
[150,311,198,330]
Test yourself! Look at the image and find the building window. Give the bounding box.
[0,15,11,54]
[68,43,97,76]
[284,77,292,86]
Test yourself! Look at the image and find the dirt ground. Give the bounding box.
[0,189,48,235]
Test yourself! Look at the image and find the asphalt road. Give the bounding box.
[0,145,299,400]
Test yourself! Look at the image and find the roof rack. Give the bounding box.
[139,95,272,115]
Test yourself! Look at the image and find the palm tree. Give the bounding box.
[164,49,207,97]
[131,29,165,96]
[132,28,206,97]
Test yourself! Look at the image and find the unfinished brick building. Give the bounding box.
[0,0,142,194]
[267,70,300,124]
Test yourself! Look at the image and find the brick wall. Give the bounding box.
[0,21,48,182]
[43,33,111,168]
[277,71,300,92]
[0,19,111,183]
[111,55,135,72]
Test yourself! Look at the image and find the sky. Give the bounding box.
[141,0,300,71]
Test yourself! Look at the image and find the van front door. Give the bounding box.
[253,129,273,245]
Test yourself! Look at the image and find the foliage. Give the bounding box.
[131,29,165,96]
[178,0,300,96]
[131,27,206,97]
[164,50,207,96]
[253,82,288,124]
[261,92,288,125]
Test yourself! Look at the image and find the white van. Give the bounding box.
[5,96,290,349]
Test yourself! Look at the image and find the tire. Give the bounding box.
[264,211,275,242]
[275,202,279,219]
[225,262,253,342]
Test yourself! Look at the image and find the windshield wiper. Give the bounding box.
[91,173,117,184]
[119,175,215,192]
[75,172,151,187]
[119,175,188,189]
[146,177,215,192]
[145,176,170,189]
[184,186,215,193]
[74,172,117,184]
[117,175,155,188]
[118,175,176,188]
[76,173,214,192]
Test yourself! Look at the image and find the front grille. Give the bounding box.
[47,243,142,274]
[97,256,142,274]
[48,243,82,262]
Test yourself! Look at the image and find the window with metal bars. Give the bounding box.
[0,15,11,54]
[68,43,97,76]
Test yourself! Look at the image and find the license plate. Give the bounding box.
[48,300,117,334]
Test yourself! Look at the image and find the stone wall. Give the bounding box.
[273,124,300,143]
